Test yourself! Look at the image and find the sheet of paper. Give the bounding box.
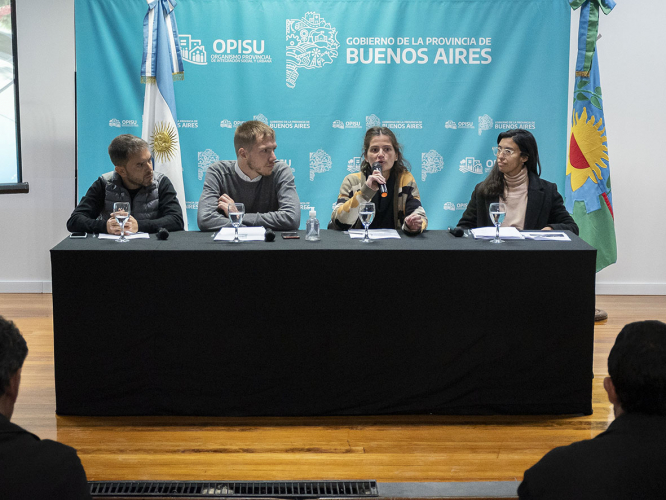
[348,229,401,239]
[471,227,524,240]
[214,226,266,241]
[97,232,150,240]
[521,231,571,241]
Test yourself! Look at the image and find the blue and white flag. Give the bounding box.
[141,0,188,229]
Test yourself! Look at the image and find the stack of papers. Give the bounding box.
[348,229,401,240]
[98,232,150,240]
[214,227,266,241]
[521,231,571,241]
[471,227,524,240]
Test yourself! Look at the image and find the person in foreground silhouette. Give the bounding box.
[0,315,92,499]
[518,320,666,499]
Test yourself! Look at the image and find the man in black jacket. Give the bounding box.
[0,316,91,499]
[519,320,666,499]
[67,134,184,234]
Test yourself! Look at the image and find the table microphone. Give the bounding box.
[372,162,388,197]
[448,226,463,237]
[265,228,275,242]
[157,228,169,240]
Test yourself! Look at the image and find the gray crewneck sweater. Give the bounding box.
[197,160,300,231]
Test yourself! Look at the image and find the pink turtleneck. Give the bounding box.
[501,167,529,229]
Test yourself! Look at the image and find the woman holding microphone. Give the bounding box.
[331,127,427,235]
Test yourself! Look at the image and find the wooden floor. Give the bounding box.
[2,294,666,483]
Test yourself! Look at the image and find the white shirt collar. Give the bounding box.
[234,161,261,183]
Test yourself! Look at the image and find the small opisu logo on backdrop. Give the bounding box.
[459,157,483,175]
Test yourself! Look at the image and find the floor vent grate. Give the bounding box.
[89,480,379,498]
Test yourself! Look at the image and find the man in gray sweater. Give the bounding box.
[197,121,300,231]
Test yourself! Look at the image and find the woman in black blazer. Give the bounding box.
[457,129,578,234]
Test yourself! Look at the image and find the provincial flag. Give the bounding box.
[566,0,617,272]
[141,0,188,229]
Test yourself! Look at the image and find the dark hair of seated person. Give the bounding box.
[0,316,28,399]
[608,320,666,415]
[480,128,542,198]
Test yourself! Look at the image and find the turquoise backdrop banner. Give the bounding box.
[76,0,571,230]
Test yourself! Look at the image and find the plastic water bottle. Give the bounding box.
[305,207,320,241]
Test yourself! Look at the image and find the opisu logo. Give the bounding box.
[459,157,483,175]
[179,34,207,65]
[347,157,362,173]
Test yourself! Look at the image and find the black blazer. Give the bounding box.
[457,171,579,234]
[0,414,91,500]
[518,413,666,500]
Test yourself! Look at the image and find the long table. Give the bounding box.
[50,230,596,416]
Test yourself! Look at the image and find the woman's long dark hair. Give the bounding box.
[360,127,411,178]
[480,129,541,197]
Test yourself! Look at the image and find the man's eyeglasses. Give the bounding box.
[492,147,518,158]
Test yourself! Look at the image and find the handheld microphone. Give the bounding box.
[448,226,464,238]
[157,228,170,240]
[372,162,388,198]
[264,228,275,242]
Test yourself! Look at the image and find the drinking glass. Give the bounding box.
[228,202,245,243]
[358,202,375,243]
[113,201,131,243]
[488,202,506,244]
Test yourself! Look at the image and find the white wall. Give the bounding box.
[579,2,666,294]
[0,0,664,294]
[0,0,74,293]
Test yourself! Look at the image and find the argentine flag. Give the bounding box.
[141,0,188,229]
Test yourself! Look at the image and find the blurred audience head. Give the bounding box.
[0,316,28,419]
[605,320,666,416]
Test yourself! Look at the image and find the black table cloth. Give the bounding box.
[50,230,596,416]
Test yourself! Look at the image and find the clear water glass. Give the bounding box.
[228,202,245,243]
[359,202,375,243]
[489,202,506,244]
[113,201,131,243]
